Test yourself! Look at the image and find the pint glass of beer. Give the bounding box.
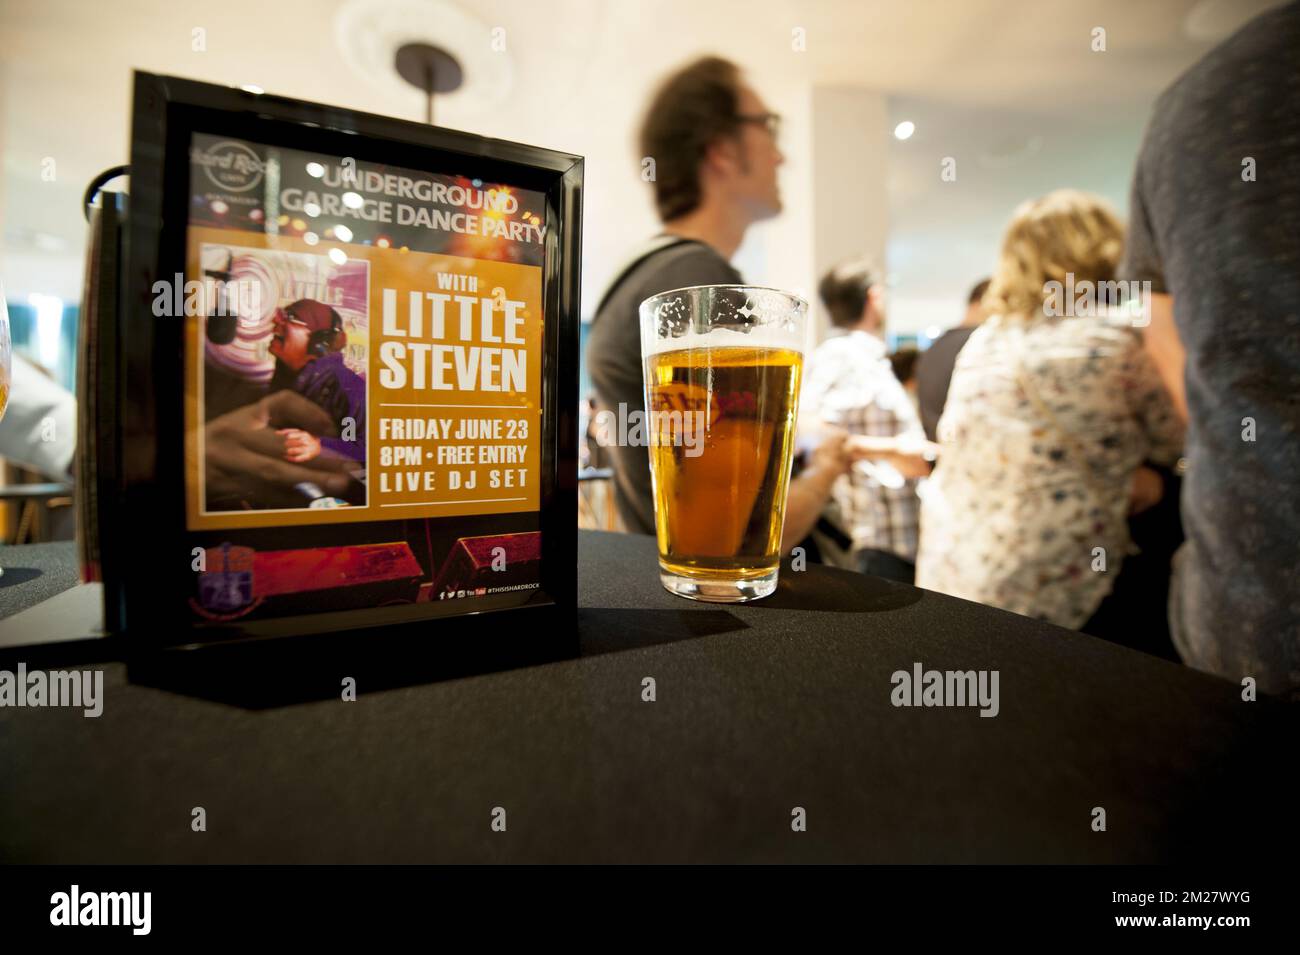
[639,285,807,602]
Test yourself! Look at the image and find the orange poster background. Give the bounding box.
[184,226,543,530]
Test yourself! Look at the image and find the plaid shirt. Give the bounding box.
[801,330,923,562]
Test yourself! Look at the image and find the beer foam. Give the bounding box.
[639,285,807,357]
[641,324,804,357]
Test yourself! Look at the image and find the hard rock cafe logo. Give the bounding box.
[648,382,721,440]
[594,387,759,457]
[191,543,263,620]
[191,139,265,193]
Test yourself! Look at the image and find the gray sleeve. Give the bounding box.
[1119,159,1169,294]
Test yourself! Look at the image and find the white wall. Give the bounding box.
[809,87,889,343]
[733,81,815,314]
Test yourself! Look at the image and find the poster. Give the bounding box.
[178,133,547,622]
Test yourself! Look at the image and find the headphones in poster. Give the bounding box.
[308,310,346,358]
[275,302,346,358]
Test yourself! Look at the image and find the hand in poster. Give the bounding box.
[277,428,322,463]
[205,391,354,508]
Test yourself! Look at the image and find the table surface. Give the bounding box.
[0,532,1292,863]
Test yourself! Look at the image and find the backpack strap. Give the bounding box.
[592,235,706,318]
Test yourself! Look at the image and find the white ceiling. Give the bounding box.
[0,0,1282,327]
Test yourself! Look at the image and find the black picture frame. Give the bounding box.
[111,71,581,651]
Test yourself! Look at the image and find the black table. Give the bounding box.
[0,532,1292,863]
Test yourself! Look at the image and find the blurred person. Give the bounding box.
[580,394,607,470]
[916,278,990,442]
[916,190,1184,629]
[781,424,933,565]
[1079,454,1185,661]
[586,55,784,535]
[0,353,77,479]
[802,259,928,582]
[1120,1,1300,695]
[781,424,854,559]
[889,346,920,399]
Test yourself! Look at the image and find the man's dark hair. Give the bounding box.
[889,347,920,386]
[968,278,991,306]
[639,56,744,222]
[818,259,876,328]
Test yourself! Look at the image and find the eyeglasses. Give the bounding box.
[735,111,782,140]
[274,308,311,328]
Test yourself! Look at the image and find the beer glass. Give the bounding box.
[639,284,807,602]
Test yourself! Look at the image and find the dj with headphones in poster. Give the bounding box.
[201,296,367,512]
[266,299,366,468]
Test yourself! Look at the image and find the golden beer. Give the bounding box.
[645,345,803,600]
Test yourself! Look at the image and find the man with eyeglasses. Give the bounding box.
[266,298,366,467]
[586,55,796,535]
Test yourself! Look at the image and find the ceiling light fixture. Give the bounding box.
[334,0,513,122]
[394,42,464,125]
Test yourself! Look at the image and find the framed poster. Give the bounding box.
[111,72,580,646]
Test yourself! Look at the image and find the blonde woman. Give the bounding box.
[916,189,1184,629]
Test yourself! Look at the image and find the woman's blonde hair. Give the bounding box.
[983,189,1125,320]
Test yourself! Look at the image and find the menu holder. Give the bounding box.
[87,72,580,658]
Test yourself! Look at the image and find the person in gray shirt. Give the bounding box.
[586,56,785,534]
[916,278,989,443]
[1120,1,1300,697]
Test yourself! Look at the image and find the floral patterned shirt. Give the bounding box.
[916,312,1184,629]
